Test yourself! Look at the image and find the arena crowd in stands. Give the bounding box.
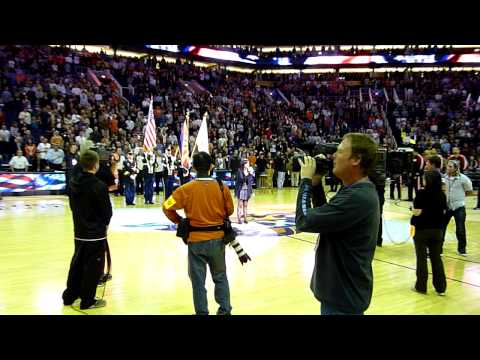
[0,45,479,193]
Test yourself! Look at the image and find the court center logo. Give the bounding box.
[110,207,296,237]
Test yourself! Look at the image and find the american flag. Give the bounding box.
[143,97,156,151]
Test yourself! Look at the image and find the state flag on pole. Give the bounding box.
[466,93,472,107]
[359,88,363,102]
[383,88,389,102]
[368,88,373,104]
[143,97,156,151]
[393,88,401,104]
[194,113,209,154]
[180,113,190,169]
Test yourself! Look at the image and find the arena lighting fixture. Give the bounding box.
[393,55,437,63]
[262,69,302,74]
[456,54,480,63]
[274,57,292,66]
[145,45,180,53]
[301,68,336,73]
[339,68,372,73]
[304,55,388,65]
[225,66,254,73]
[194,48,256,64]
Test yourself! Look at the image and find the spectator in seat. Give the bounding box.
[9,149,29,172]
[36,136,51,171]
[46,144,65,171]
[50,130,64,149]
[24,138,37,167]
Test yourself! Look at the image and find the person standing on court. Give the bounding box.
[235,159,254,224]
[295,133,380,315]
[62,149,112,310]
[410,171,447,295]
[163,152,251,315]
[143,150,156,204]
[123,151,138,206]
[443,160,473,256]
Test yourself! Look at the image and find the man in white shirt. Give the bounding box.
[75,130,87,146]
[9,150,29,172]
[125,118,135,132]
[37,137,51,171]
[443,160,474,256]
[46,144,65,171]
[18,110,32,125]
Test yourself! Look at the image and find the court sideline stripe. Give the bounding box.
[284,234,480,289]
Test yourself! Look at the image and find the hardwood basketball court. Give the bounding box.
[0,187,479,315]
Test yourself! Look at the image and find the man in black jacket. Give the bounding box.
[296,133,379,315]
[62,150,113,310]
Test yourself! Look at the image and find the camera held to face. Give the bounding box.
[297,143,338,176]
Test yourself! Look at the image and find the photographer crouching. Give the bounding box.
[295,133,380,315]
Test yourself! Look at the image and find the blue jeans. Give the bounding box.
[321,303,364,315]
[443,206,467,253]
[188,239,232,315]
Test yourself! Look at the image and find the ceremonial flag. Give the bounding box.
[466,93,472,107]
[193,112,209,154]
[180,112,190,169]
[143,97,156,151]
[383,88,389,102]
[359,88,363,102]
[368,88,373,104]
[393,88,401,104]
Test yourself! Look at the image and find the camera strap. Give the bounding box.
[216,179,229,221]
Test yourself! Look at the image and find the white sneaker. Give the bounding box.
[457,251,467,257]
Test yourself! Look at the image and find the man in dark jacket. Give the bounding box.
[62,150,113,310]
[296,133,379,315]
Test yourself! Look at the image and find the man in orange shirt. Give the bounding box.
[50,130,64,149]
[163,152,251,315]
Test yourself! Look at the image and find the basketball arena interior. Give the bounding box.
[0,44,479,315]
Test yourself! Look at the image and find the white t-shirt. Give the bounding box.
[37,142,51,159]
[0,129,10,142]
[9,156,29,169]
[75,135,87,146]
[126,120,135,131]
[19,111,32,125]
[72,114,82,123]
[72,87,82,96]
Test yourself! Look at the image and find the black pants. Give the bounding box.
[443,206,467,253]
[49,162,63,171]
[413,229,446,293]
[476,190,480,208]
[165,175,175,200]
[407,175,419,201]
[389,176,402,199]
[62,239,106,309]
[136,170,144,194]
[116,173,124,196]
[154,172,163,195]
[377,186,385,246]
